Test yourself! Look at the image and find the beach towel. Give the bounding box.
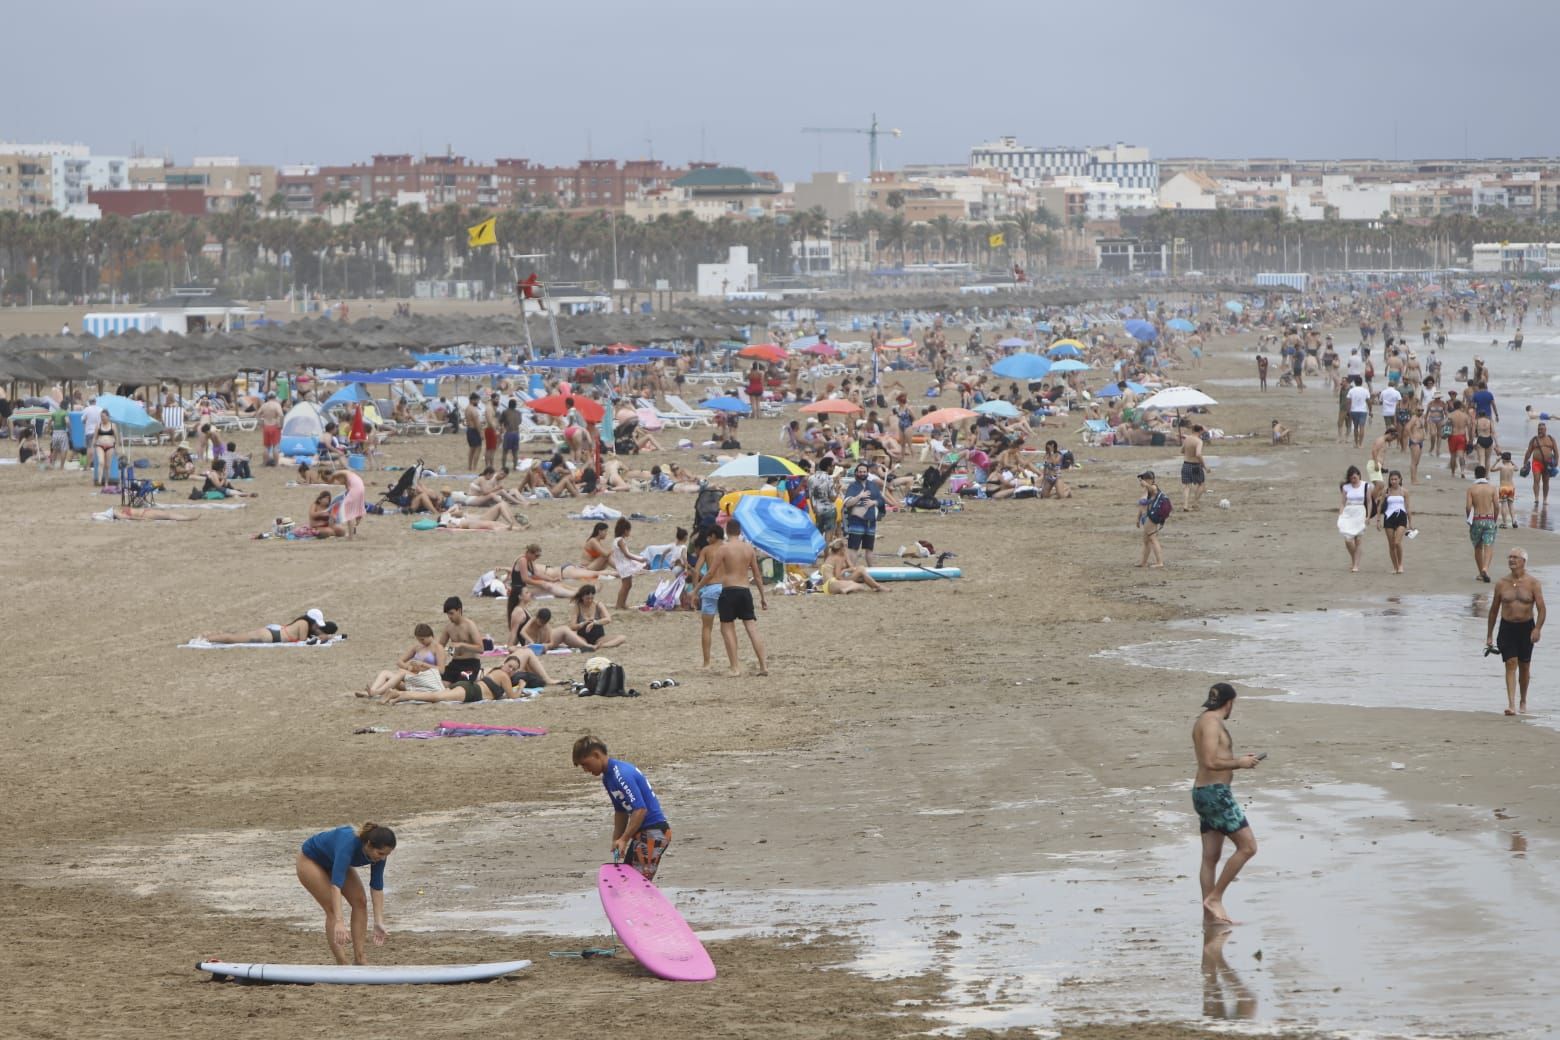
[162,501,248,510]
[180,637,343,649]
[394,718,547,740]
[569,504,623,521]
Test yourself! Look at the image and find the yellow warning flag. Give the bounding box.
[988,231,1005,248]
[467,217,498,247]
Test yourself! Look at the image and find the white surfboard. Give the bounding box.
[197,959,531,985]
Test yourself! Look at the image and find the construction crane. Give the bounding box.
[801,113,901,174]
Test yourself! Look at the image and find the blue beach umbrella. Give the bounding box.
[1046,342,1083,359]
[1094,380,1149,399]
[974,399,1020,418]
[324,383,371,407]
[701,395,751,415]
[1167,318,1196,332]
[1225,300,1245,313]
[708,454,807,479]
[1124,319,1158,342]
[733,495,826,565]
[991,353,1051,380]
[997,336,1030,349]
[96,394,163,434]
[1032,321,1052,333]
[1048,358,1092,374]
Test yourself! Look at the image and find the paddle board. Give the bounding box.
[197,959,531,985]
[596,864,716,981]
[864,566,962,582]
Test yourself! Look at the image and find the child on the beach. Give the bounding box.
[1497,451,1518,528]
[573,735,671,880]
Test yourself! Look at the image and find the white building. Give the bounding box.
[971,137,1157,191]
[1049,177,1157,221]
[697,246,760,297]
[1471,242,1560,273]
[0,140,130,216]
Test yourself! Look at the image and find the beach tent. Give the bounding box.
[280,400,327,457]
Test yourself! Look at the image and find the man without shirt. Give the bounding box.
[1486,547,1545,716]
[257,393,284,466]
[694,517,768,677]
[1467,466,1500,583]
[1192,682,1261,926]
[1181,424,1207,512]
[1523,422,1558,505]
[1447,402,1472,479]
[438,595,485,683]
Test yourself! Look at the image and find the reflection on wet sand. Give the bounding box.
[1202,925,1258,1021]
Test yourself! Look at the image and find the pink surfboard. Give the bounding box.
[596,864,716,981]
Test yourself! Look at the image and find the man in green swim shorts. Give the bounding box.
[1192,682,1261,925]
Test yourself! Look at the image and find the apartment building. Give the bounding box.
[276,154,689,214]
[0,153,55,213]
[971,137,1157,192]
[129,157,277,212]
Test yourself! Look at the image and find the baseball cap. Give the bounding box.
[1201,682,1238,710]
[305,608,326,626]
[1138,470,1155,481]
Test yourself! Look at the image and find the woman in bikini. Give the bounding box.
[817,538,886,594]
[509,544,595,601]
[569,585,627,649]
[308,490,346,538]
[204,609,338,644]
[1402,408,1426,485]
[93,413,119,486]
[359,623,448,701]
[1423,392,1447,460]
[437,501,522,531]
[1376,469,1412,575]
[1040,440,1073,499]
[578,523,615,573]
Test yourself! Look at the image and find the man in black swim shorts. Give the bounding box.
[695,518,768,677]
[1487,547,1545,716]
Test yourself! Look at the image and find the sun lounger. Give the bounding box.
[665,394,716,426]
[1079,418,1114,446]
[635,397,698,430]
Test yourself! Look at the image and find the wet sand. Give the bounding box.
[3,305,1558,1038]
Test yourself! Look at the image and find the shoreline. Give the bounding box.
[3,305,1558,1038]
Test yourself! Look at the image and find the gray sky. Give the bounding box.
[10,0,1557,181]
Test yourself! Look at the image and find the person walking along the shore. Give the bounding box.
[1468,466,1500,582]
[1137,470,1168,568]
[1338,466,1370,572]
[1378,470,1412,574]
[1486,547,1545,716]
[1192,683,1260,926]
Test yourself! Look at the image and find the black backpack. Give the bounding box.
[581,663,628,697]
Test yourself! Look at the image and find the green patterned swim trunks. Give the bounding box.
[1192,783,1249,835]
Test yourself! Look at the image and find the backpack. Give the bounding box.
[1148,491,1173,525]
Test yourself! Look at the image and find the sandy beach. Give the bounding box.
[3,304,1558,1039]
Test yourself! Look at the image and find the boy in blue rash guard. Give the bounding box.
[573,735,671,880]
[296,822,397,965]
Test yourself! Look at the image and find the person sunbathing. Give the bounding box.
[359,624,448,701]
[819,539,886,594]
[602,459,650,491]
[633,426,664,452]
[105,506,196,522]
[437,502,523,531]
[309,490,346,538]
[509,544,580,599]
[204,609,338,644]
[538,454,583,498]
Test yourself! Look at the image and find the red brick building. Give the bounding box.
[277,154,690,214]
[88,188,207,217]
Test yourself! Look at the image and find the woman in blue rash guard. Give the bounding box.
[296,822,397,964]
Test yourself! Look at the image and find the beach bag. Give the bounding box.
[646,574,685,611]
[582,662,626,697]
[1148,491,1173,524]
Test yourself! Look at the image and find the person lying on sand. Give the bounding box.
[104,506,197,522]
[204,608,338,644]
[379,649,571,704]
